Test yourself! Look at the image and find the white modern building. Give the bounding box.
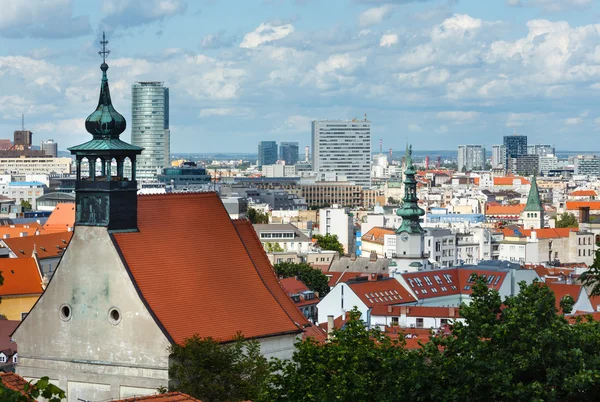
[131,82,170,183]
[312,119,371,187]
[457,145,486,172]
[528,144,555,156]
[319,206,354,254]
[491,145,505,169]
[40,140,58,157]
[0,157,71,175]
[574,155,600,177]
[540,155,558,176]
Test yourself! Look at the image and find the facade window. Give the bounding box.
[0,355,5,363]
[416,318,424,328]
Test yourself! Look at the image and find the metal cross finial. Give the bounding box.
[98,32,110,63]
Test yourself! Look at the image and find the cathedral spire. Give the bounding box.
[524,175,543,212]
[396,144,425,234]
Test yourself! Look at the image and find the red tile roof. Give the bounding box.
[117,392,201,401]
[493,176,530,186]
[402,268,508,298]
[42,203,75,233]
[346,277,416,307]
[280,277,309,294]
[325,271,364,287]
[569,190,597,197]
[501,227,577,239]
[361,227,395,245]
[370,305,460,318]
[0,223,42,239]
[111,193,308,344]
[566,201,600,211]
[546,282,583,311]
[0,372,27,394]
[0,258,43,296]
[2,231,72,260]
[485,204,525,215]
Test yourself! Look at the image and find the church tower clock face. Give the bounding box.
[400,233,409,242]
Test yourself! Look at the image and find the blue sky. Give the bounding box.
[1,0,600,153]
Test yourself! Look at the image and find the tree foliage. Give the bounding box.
[580,249,600,297]
[313,233,344,255]
[19,200,32,212]
[169,334,270,402]
[261,277,600,402]
[273,261,330,297]
[556,212,578,228]
[247,207,269,224]
[0,377,65,402]
[264,242,284,253]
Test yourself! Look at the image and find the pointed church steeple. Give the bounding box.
[524,175,543,212]
[68,32,144,231]
[520,175,544,229]
[396,144,425,234]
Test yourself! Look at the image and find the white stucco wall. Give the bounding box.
[317,283,366,324]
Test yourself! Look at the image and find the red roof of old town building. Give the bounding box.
[2,231,73,260]
[111,193,309,344]
[485,204,526,215]
[0,258,43,296]
[566,201,600,211]
[42,202,75,233]
[569,190,597,197]
[117,392,201,402]
[346,276,417,307]
[493,176,530,186]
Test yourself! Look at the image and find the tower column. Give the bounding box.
[76,157,82,181]
[89,158,96,181]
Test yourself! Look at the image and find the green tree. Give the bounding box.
[169,334,270,402]
[313,234,344,255]
[264,242,284,253]
[247,207,269,224]
[555,212,578,228]
[580,249,600,296]
[19,200,32,212]
[274,261,330,297]
[0,377,65,402]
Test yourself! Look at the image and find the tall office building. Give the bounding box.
[258,141,278,168]
[131,82,170,182]
[457,145,486,172]
[503,134,527,169]
[574,155,600,177]
[40,139,58,157]
[279,142,299,166]
[312,119,371,187]
[527,144,555,157]
[491,145,505,168]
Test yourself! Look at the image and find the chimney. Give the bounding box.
[579,206,590,223]
[387,305,393,313]
[327,315,334,340]
[368,273,377,282]
[342,310,346,321]
[369,250,378,262]
[449,307,455,318]
[20,232,27,237]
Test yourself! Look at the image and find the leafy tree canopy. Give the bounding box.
[247,207,269,224]
[274,261,330,297]
[556,212,578,228]
[0,377,65,402]
[313,233,344,255]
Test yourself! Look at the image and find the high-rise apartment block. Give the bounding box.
[574,155,600,177]
[131,82,170,182]
[491,145,505,168]
[311,119,371,187]
[258,141,278,168]
[40,139,58,157]
[528,144,555,156]
[279,142,299,166]
[457,145,486,172]
[503,134,527,169]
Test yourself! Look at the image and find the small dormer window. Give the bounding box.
[0,354,6,363]
[12,353,17,364]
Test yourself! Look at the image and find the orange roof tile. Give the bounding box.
[326,271,364,287]
[566,201,600,210]
[493,176,530,186]
[0,258,42,296]
[371,305,460,318]
[346,277,416,307]
[117,392,201,402]
[546,282,582,311]
[0,223,42,240]
[485,204,525,215]
[361,227,395,245]
[2,231,72,260]
[502,227,577,239]
[111,193,307,344]
[570,190,597,197]
[42,203,75,233]
[280,277,309,294]
[0,372,27,395]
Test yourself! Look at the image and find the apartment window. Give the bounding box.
[0,355,5,363]
[391,317,399,326]
[416,318,424,328]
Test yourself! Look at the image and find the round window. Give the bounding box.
[108,307,121,325]
[60,304,72,322]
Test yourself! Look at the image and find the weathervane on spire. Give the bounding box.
[98,32,110,63]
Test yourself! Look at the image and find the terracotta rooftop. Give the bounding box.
[370,305,460,318]
[0,372,27,395]
[2,231,72,260]
[0,223,42,239]
[501,227,577,239]
[485,204,526,215]
[402,268,508,299]
[116,392,201,402]
[493,176,530,186]
[546,282,583,312]
[346,277,417,307]
[0,258,43,296]
[42,202,75,233]
[111,193,308,344]
[569,190,597,197]
[361,227,395,245]
[566,201,600,211]
[280,277,310,294]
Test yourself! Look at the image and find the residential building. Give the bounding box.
[423,229,456,268]
[312,119,371,187]
[280,277,319,322]
[319,206,354,254]
[574,155,600,177]
[491,145,505,169]
[262,163,296,178]
[300,182,362,207]
[361,227,396,258]
[0,321,19,372]
[503,134,527,169]
[280,142,299,166]
[157,161,211,190]
[5,182,46,210]
[528,144,555,156]
[540,155,558,176]
[508,154,539,175]
[0,258,44,320]
[40,140,58,157]
[253,223,312,253]
[370,305,463,329]
[14,55,308,400]
[457,145,486,172]
[258,141,278,168]
[0,157,71,175]
[131,81,170,182]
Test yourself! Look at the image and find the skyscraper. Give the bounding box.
[279,142,299,165]
[40,139,58,157]
[258,141,278,168]
[503,134,527,169]
[457,145,486,171]
[131,82,170,183]
[491,145,505,169]
[312,119,371,187]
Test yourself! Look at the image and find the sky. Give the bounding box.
[1,0,600,154]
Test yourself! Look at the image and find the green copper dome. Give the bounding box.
[84,61,126,140]
[396,144,425,234]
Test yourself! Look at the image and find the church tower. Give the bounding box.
[520,175,544,229]
[395,145,429,270]
[68,33,143,231]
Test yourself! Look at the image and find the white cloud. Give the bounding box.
[431,14,483,41]
[199,108,250,118]
[506,0,522,6]
[408,124,422,132]
[564,110,589,125]
[436,111,479,122]
[240,23,295,49]
[380,33,398,47]
[395,66,450,88]
[358,5,394,28]
[101,0,186,29]
[273,115,314,133]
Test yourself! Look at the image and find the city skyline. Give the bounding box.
[1,1,600,153]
